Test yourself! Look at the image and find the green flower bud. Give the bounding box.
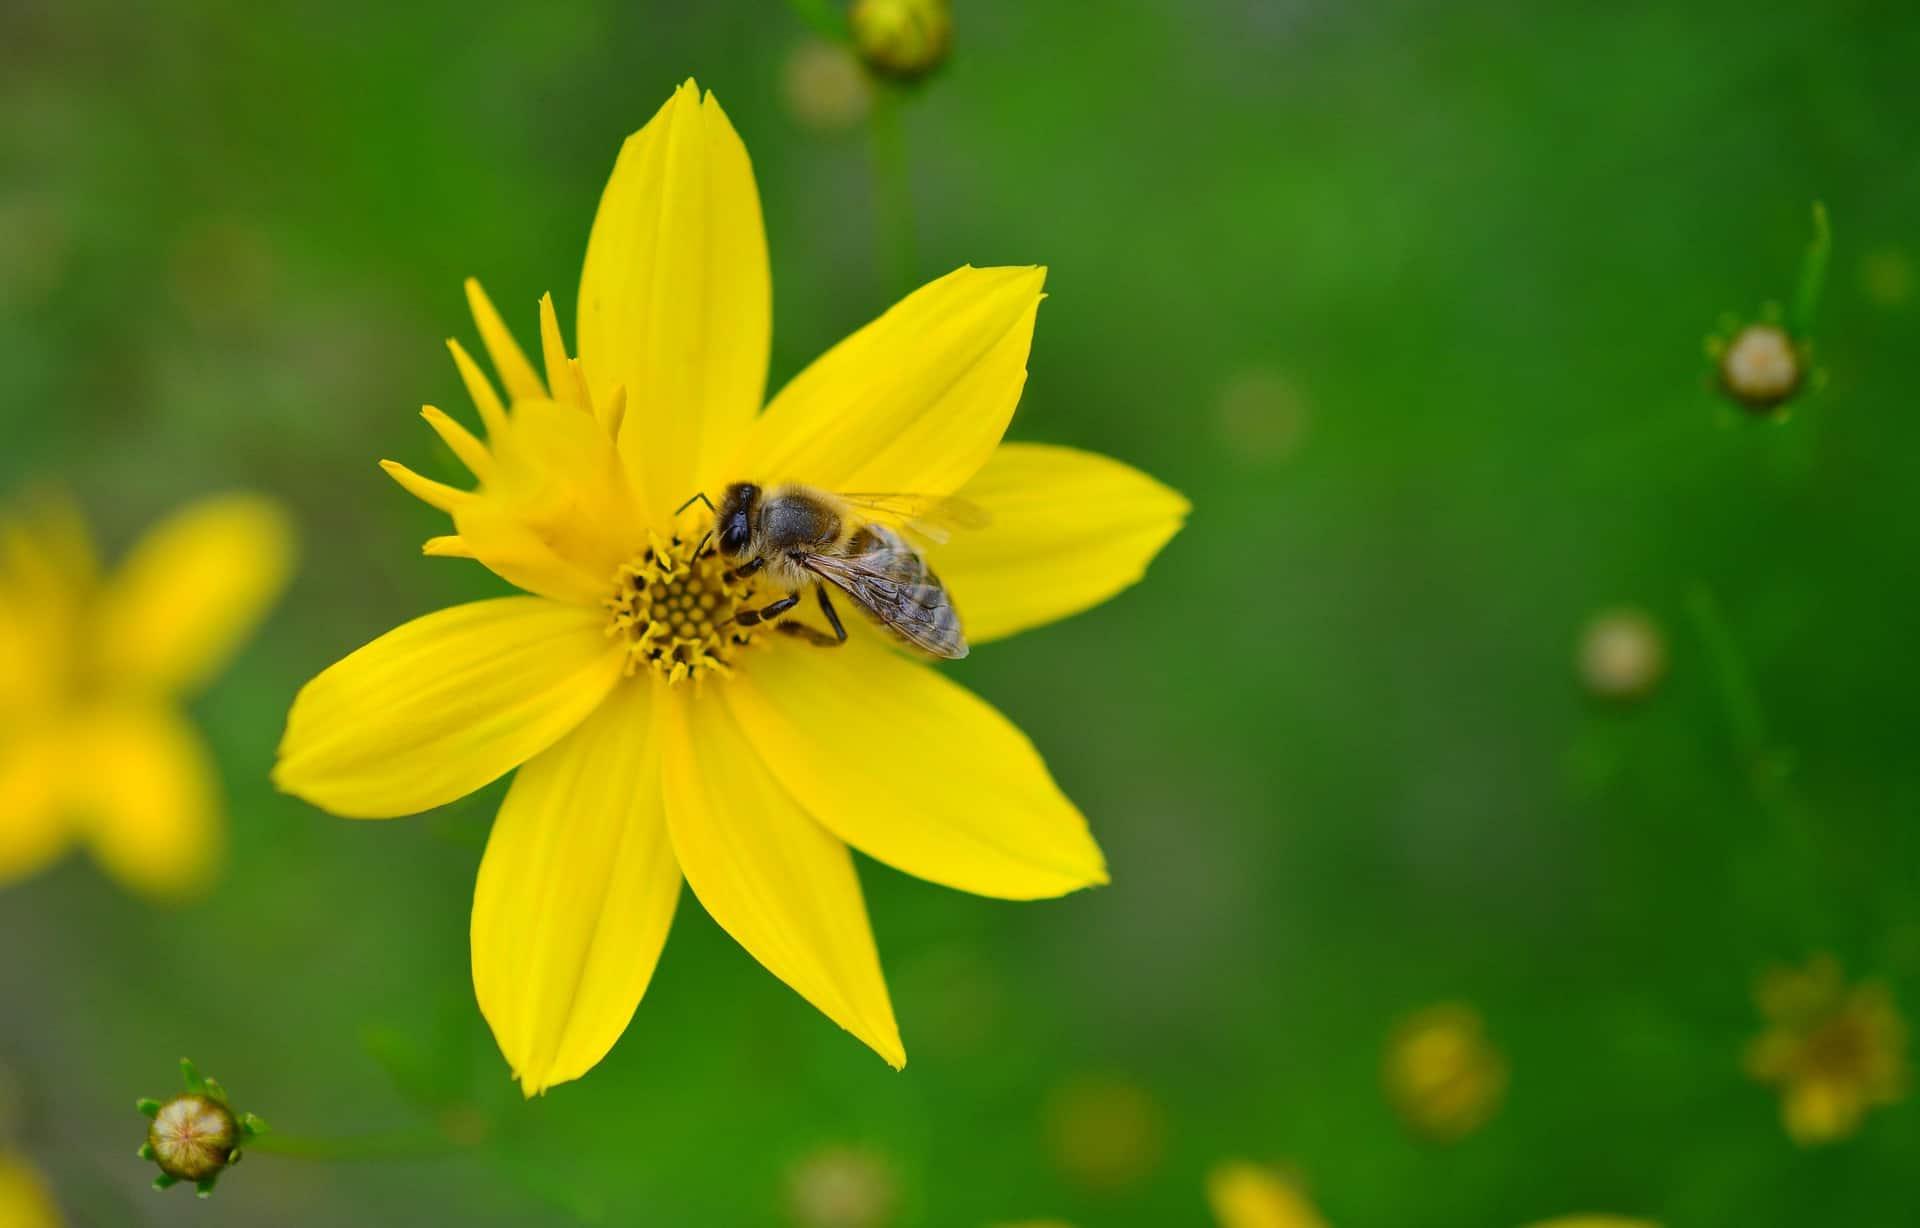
[1718,322,1804,413]
[137,1059,266,1197]
[147,1094,236,1183]
[849,0,952,81]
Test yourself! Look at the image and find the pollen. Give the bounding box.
[606,529,757,685]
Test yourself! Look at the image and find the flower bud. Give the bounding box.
[137,1059,265,1196]
[1577,607,1667,703]
[849,0,953,81]
[1718,322,1803,412]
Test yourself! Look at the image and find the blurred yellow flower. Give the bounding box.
[1203,1162,1654,1228]
[1745,954,1909,1145]
[1382,1001,1509,1142]
[0,493,291,899]
[0,1151,59,1228]
[1043,1074,1166,1193]
[273,80,1188,1094]
[1205,1162,1327,1228]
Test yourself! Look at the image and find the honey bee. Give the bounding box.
[681,483,984,659]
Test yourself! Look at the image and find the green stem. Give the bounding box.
[1685,584,1769,756]
[1789,201,1831,338]
[1685,583,1822,926]
[244,1125,461,1162]
[868,83,916,296]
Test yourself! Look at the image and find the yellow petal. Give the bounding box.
[95,494,294,695]
[275,598,623,818]
[70,703,221,899]
[1205,1162,1328,1228]
[537,293,593,411]
[578,80,771,527]
[935,444,1187,644]
[472,678,679,1095]
[448,337,509,438]
[0,727,71,886]
[1,495,98,707]
[465,277,547,403]
[729,265,1045,497]
[0,1151,61,1228]
[660,689,903,1068]
[729,634,1105,899]
[422,405,493,479]
[452,398,645,606]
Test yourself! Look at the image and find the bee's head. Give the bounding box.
[715,482,759,557]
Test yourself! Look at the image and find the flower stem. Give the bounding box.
[868,83,916,296]
[244,1125,462,1162]
[1789,201,1831,338]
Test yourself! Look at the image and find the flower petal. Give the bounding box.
[729,635,1105,899]
[0,1151,61,1228]
[660,689,903,1068]
[70,703,221,899]
[935,444,1187,644]
[0,727,71,886]
[452,399,645,606]
[471,678,679,1096]
[728,265,1045,497]
[275,598,623,818]
[578,79,772,527]
[95,494,295,695]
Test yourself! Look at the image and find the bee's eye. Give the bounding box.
[718,514,752,556]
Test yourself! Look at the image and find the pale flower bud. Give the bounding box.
[849,0,953,80]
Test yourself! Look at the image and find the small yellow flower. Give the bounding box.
[0,493,292,899]
[0,1151,61,1228]
[1043,1075,1166,1193]
[273,81,1188,1094]
[1745,954,1909,1145]
[1205,1162,1327,1228]
[1382,1001,1509,1142]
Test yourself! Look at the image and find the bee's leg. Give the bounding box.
[726,556,767,582]
[815,585,848,645]
[734,591,800,628]
[775,622,841,647]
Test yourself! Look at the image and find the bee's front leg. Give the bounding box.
[726,556,768,582]
[735,591,800,628]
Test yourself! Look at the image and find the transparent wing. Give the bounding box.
[836,491,991,546]
[801,527,967,659]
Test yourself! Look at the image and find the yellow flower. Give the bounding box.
[0,493,292,899]
[272,80,1187,1094]
[1203,1162,1655,1228]
[1745,954,1909,1144]
[0,1151,60,1228]
[1205,1162,1327,1228]
[1381,1001,1508,1142]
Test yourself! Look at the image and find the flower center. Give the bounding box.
[605,530,759,685]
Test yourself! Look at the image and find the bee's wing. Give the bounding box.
[800,535,968,660]
[835,492,991,546]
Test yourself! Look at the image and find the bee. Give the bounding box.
[682,483,983,659]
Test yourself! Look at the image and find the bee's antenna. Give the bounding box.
[675,491,716,516]
[693,530,714,559]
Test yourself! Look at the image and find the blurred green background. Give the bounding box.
[4,0,1918,1223]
